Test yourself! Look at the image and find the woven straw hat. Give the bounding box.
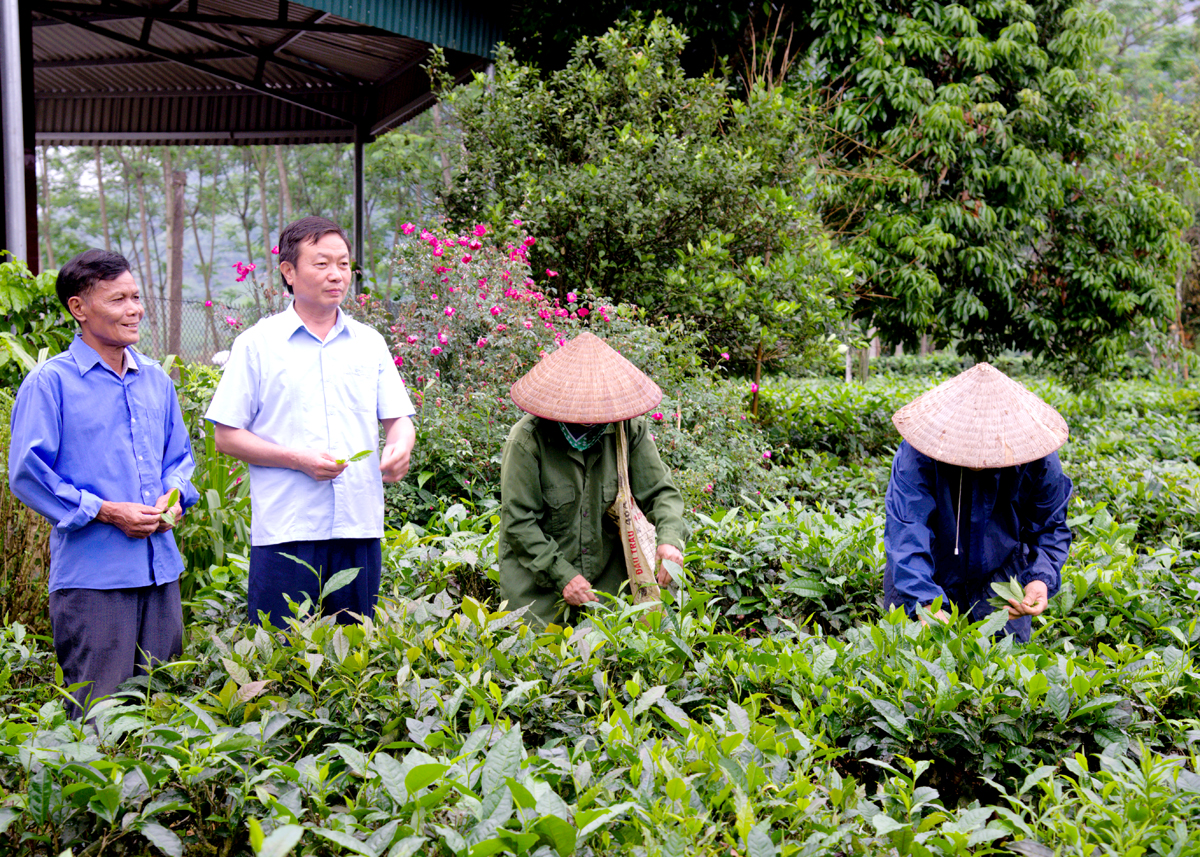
[510,332,662,423]
[891,363,1068,468]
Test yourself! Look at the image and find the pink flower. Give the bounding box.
[721,352,730,360]
[523,236,536,247]
[750,382,759,393]
[394,355,404,367]
[763,451,772,460]
[474,224,487,237]
[437,331,449,344]
[577,307,589,318]
[432,247,444,257]
[566,291,577,302]
[523,320,533,329]
[490,306,503,316]
[652,412,663,421]
[420,229,433,240]
[225,316,237,325]
[430,346,443,356]
[406,334,419,344]
[703,483,713,494]
[444,307,456,317]
[430,294,439,301]
[402,223,415,235]
[556,308,569,317]
[478,277,488,287]
[496,323,508,331]
[544,321,554,330]
[469,239,483,250]
[600,314,611,323]
[204,300,213,308]
[461,254,472,264]
[271,245,279,255]
[476,337,488,347]
[436,265,449,274]
[512,217,523,226]
[546,270,559,278]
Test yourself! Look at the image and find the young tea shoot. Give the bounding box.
[159,488,180,527]
[334,450,373,465]
[987,577,1026,610]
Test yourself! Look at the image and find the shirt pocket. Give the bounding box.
[541,483,577,536]
[332,362,376,413]
[134,403,168,459]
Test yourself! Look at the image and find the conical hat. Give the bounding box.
[510,332,662,423]
[891,363,1068,467]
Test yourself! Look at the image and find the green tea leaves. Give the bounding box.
[334,449,374,464]
[988,577,1026,610]
[159,487,180,526]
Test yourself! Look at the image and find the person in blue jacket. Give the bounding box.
[883,363,1073,641]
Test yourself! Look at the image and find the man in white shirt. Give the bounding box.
[205,216,416,626]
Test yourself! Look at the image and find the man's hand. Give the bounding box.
[380,442,412,483]
[380,416,416,484]
[919,609,951,627]
[655,543,684,586]
[97,501,162,539]
[293,450,348,482]
[1007,580,1049,619]
[563,574,599,606]
[154,491,183,533]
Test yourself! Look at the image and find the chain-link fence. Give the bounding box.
[135,296,268,364]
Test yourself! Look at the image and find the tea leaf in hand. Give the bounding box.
[346,449,373,463]
[988,578,1026,609]
[159,487,180,526]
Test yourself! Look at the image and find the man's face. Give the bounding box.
[281,232,351,313]
[68,270,142,350]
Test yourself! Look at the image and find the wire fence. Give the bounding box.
[135,296,270,364]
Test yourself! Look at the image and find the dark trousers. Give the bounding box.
[48,581,183,719]
[248,538,382,628]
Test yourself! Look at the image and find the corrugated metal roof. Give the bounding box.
[300,0,501,56]
[32,0,501,145]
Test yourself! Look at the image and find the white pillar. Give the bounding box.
[0,0,26,263]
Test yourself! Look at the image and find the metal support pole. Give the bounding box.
[1,0,27,263]
[352,125,365,293]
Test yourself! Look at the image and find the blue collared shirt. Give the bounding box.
[884,440,1073,619]
[8,335,199,592]
[204,304,415,546]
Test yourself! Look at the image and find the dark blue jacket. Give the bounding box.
[883,441,1073,641]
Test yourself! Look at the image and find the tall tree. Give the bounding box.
[811,0,1192,375]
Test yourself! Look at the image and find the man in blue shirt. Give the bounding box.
[883,363,1073,642]
[8,249,198,717]
[205,217,416,627]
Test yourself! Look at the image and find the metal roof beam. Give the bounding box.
[35,50,242,68]
[35,8,358,126]
[40,0,369,89]
[40,3,386,34]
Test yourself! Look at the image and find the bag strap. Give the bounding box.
[615,421,632,499]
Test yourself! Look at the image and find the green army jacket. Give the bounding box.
[498,415,687,617]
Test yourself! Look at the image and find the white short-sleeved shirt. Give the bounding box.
[205,303,415,546]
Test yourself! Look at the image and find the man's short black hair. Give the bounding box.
[277,216,350,294]
[55,249,132,310]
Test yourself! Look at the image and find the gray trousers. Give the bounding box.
[48,581,183,719]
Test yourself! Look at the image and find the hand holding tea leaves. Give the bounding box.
[989,577,1049,619]
[156,488,182,532]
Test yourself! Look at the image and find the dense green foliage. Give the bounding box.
[4,360,1200,855]
[812,0,1193,373]
[443,18,850,370]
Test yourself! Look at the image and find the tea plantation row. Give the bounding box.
[3,372,1200,856]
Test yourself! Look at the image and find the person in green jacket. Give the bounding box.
[499,332,687,626]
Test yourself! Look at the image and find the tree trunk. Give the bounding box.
[167,168,185,360]
[256,147,272,265]
[135,152,160,354]
[432,102,453,194]
[95,145,110,251]
[39,147,55,270]
[275,144,292,222]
